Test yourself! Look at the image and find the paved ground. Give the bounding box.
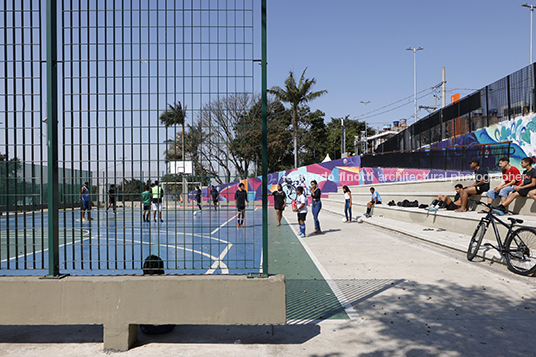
[0,209,535,356]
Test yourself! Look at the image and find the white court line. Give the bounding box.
[211,214,237,235]
[283,215,361,321]
[204,212,239,273]
[113,236,228,271]
[0,229,91,263]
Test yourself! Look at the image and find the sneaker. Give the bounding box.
[237,223,241,227]
[424,205,433,210]
[160,219,164,223]
[428,206,438,212]
[494,204,507,214]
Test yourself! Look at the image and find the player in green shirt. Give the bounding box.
[142,186,152,223]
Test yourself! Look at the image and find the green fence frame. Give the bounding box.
[1,0,268,277]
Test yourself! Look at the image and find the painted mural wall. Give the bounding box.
[197,113,536,203]
[431,113,536,168]
[202,156,473,205]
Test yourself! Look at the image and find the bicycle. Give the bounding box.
[467,200,536,276]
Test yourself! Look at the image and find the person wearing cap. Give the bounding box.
[80,181,92,222]
[455,159,490,212]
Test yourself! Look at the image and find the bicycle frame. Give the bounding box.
[480,211,517,254]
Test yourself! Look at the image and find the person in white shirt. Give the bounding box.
[343,185,352,222]
[293,187,308,237]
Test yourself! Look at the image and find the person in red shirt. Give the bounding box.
[480,157,520,213]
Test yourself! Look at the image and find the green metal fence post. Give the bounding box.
[261,0,268,277]
[44,0,62,278]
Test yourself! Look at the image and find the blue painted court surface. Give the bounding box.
[0,206,263,276]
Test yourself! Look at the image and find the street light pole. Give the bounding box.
[523,4,535,113]
[407,47,423,124]
[360,100,370,154]
[341,117,346,158]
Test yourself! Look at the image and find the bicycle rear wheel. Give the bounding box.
[467,220,487,261]
[505,227,536,276]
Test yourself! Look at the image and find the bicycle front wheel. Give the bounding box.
[467,220,487,261]
[505,227,536,276]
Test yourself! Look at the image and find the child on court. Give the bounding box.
[142,185,152,222]
[293,186,308,237]
[235,183,248,226]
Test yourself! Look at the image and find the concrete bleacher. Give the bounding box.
[321,172,536,244]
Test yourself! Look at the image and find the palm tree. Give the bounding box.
[268,68,327,168]
[159,101,187,160]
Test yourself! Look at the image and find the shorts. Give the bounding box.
[486,185,515,200]
[274,204,285,211]
[109,197,116,204]
[213,199,218,204]
[371,200,382,204]
[143,203,151,211]
[82,201,90,210]
[152,202,162,211]
[463,185,489,196]
[475,185,489,194]
[446,201,460,211]
[237,205,246,212]
[517,187,536,197]
[297,212,307,221]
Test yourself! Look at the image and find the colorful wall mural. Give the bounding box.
[200,155,474,205]
[431,113,536,168]
[193,114,536,205]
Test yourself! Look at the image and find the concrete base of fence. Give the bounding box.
[0,274,286,351]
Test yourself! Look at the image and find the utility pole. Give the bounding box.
[523,4,535,113]
[341,117,346,158]
[360,101,370,154]
[407,47,423,124]
[442,67,446,108]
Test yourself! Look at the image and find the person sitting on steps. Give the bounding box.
[426,184,463,211]
[495,157,536,214]
[455,159,490,212]
[480,157,521,213]
[364,187,381,218]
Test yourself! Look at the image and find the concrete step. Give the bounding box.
[321,199,536,241]
[325,192,536,216]
[320,209,506,266]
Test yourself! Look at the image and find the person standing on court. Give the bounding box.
[293,186,308,237]
[268,184,287,226]
[210,185,219,211]
[310,180,322,234]
[343,185,352,222]
[195,186,203,211]
[235,183,248,227]
[142,185,152,223]
[106,184,116,213]
[152,181,165,223]
[80,181,91,222]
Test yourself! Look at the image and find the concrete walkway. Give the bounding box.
[0,208,535,356]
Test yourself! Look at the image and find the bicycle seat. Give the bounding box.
[508,217,524,224]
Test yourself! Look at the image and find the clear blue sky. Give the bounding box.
[264,0,532,130]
